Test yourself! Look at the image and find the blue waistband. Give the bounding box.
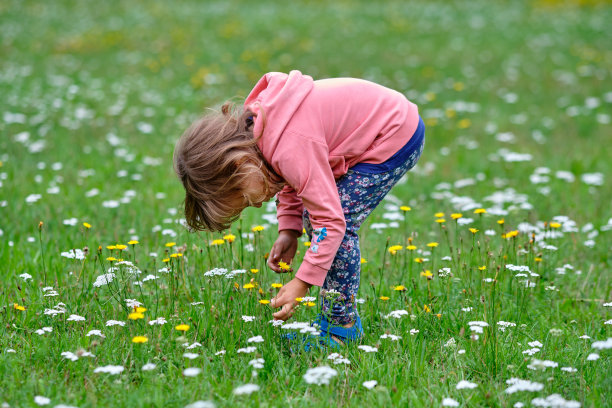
[350,116,425,174]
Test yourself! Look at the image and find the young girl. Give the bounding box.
[174,70,425,347]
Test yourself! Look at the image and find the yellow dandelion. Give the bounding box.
[250,269,259,274]
[271,283,283,289]
[406,245,417,251]
[426,242,439,248]
[258,299,270,305]
[379,296,390,301]
[535,257,542,262]
[170,253,183,258]
[211,239,225,246]
[451,213,462,220]
[165,242,176,247]
[106,245,117,250]
[434,212,445,218]
[295,297,303,302]
[436,218,446,223]
[478,266,487,271]
[304,242,311,247]
[128,312,144,320]
[497,219,505,225]
[135,307,147,313]
[162,258,170,263]
[469,228,479,234]
[106,257,116,262]
[116,244,127,250]
[223,234,236,243]
[243,283,255,289]
[393,285,406,291]
[505,230,519,238]
[549,222,561,229]
[306,302,316,307]
[420,270,433,278]
[360,257,367,264]
[13,303,26,311]
[474,208,487,214]
[423,304,431,313]
[175,324,190,332]
[400,206,411,212]
[128,240,139,245]
[83,222,91,229]
[436,313,442,318]
[415,257,424,263]
[252,225,264,232]
[388,245,403,255]
[278,261,291,271]
[132,336,148,343]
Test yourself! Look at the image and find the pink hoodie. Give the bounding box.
[244,70,419,286]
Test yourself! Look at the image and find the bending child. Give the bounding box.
[174,70,425,347]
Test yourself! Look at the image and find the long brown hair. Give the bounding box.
[173,102,283,232]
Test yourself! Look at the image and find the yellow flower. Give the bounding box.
[388,245,403,255]
[549,222,561,229]
[271,283,283,288]
[474,208,487,214]
[136,307,147,313]
[393,285,406,291]
[304,242,311,247]
[406,245,417,251]
[128,312,144,320]
[415,257,424,263]
[435,218,446,223]
[223,234,236,242]
[13,303,26,311]
[434,212,445,218]
[379,296,390,301]
[250,269,259,274]
[278,261,291,271]
[106,257,116,262]
[436,313,442,318]
[106,245,117,250]
[360,257,367,264]
[420,270,433,278]
[295,297,303,302]
[128,240,139,245]
[400,206,411,212]
[478,266,487,271]
[243,283,255,289]
[426,242,439,248]
[162,258,170,263]
[175,324,190,332]
[83,222,91,229]
[423,304,431,313]
[457,118,471,129]
[252,225,264,232]
[451,213,462,220]
[469,228,479,234]
[497,219,505,225]
[116,244,127,250]
[211,239,225,246]
[132,336,148,343]
[306,302,316,307]
[505,230,519,238]
[535,257,542,262]
[258,299,270,305]
[165,242,176,247]
[170,253,183,258]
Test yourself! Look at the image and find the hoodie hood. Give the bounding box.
[244,70,314,155]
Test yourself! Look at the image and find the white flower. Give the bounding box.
[248,358,264,369]
[380,334,402,341]
[93,273,115,287]
[591,338,612,350]
[247,335,264,343]
[327,353,351,365]
[522,348,540,356]
[183,367,201,377]
[125,299,143,308]
[561,367,577,373]
[61,249,85,260]
[586,353,599,361]
[94,365,124,375]
[19,273,33,281]
[362,380,378,389]
[67,314,85,322]
[357,345,378,353]
[442,397,460,407]
[142,363,156,371]
[237,347,257,354]
[35,327,53,335]
[86,330,105,338]
[233,383,260,395]
[410,329,420,336]
[34,396,51,406]
[385,309,409,319]
[458,349,466,354]
[105,320,126,327]
[61,352,79,361]
[215,350,226,356]
[183,353,199,360]
[444,338,457,348]
[505,378,544,394]
[528,340,543,348]
[527,359,558,370]
[185,342,202,350]
[148,317,167,325]
[185,401,216,408]
[531,394,581,408]
[241,315,256,322]
[303,366,338,385]
[456,380,478,389]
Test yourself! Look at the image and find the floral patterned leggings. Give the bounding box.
[303,117,426,325]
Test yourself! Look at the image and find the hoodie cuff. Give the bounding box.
[277,214,303,235]
[295,260,328,287]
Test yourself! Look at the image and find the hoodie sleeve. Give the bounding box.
[270,130,346,287]
[276,185,304,233]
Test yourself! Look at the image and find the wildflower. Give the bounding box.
[271,283,283,288]
[410,329,420,335]
[233,383,260,395]
[278,261,291,271]
[456,380,478,390]
[86,330,105,338]
[436,218,446,223]
[535,257,542,262]
[379,296,390,301]
[94,365,124,375]
[242,315,256,322]
[142,363,156,371]
[505,230,519,238]
[243,283,255,289]
[128,312,144,320]
[223,234,236,242]
[132,336,148,343]
[211,239,225,246]
[259,299,270,304]
[237,346,257,354]
[400,206,411,212]
[497,219,505,225]
[360,257,367,263]
[34,396,51,406]
[435,212,445,218]
[148,317,167,325]
[442,398,460,407]
[106,320,126,327]
[591,338,612,350]
[106,245,117,250]
[252,225,264,232]
[106,257,116,262]
[247,335,264,343]
[423,304,431,313]
[388,245,403,254]
[249,358,265,369]
[183,353,199,360]
[451,213,463,220]
[175,324,190,332]
[363,380,378,389]
[549,222,561,229]
[170,253,183,258]
[415,257,424,263]
[385,309,408,319]
[393,285,406,291]
[128,240,138,245]
[478,266,487,271]
[165,242,176,247]
[303,366,338,385]
[183,367,201,377]
[250,269,259,273]
[83,222,91,229]
[116,244,127,250]
[306,302,316,307]
[469,228,479,234]
[420,270,433,278]
[13,303,26,311]
[586,353,599,361]
[474,208,486,214]
[304,241,311,247]
[504,378,544,394]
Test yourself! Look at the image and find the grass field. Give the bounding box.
[1,0,611,407]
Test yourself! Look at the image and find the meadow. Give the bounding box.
[1,0,611,407]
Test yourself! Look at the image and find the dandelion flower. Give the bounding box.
[436,218,446,223]
[469,228,479,234]
[223,234,236,242]
[393,285,406,291]
[243,283,255,289]
[427,242,439,248]
[165,242,176,247]
[451,213,463,219]
[13,303,26,311]
[379,296,390,301]
[128,240,139,245]
[128,312,144,320]
[271,283,283,289]
[132,336,148,343]
[252,225,264,232]
[83,222,92,229]
[250,269,259,273]
[474,208,486,214]
[175,324,190,332]
[259,299,270,305]
[278,261,291,271]
[435,212,445,218]
[115,244,127,250]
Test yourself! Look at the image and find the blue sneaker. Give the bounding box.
[283,314,363,352]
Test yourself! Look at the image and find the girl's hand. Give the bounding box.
[270,277,312,321]
[267,229,300,272]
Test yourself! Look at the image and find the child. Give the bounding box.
[174,70,425,347]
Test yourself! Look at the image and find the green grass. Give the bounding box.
[1,0,611,407]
